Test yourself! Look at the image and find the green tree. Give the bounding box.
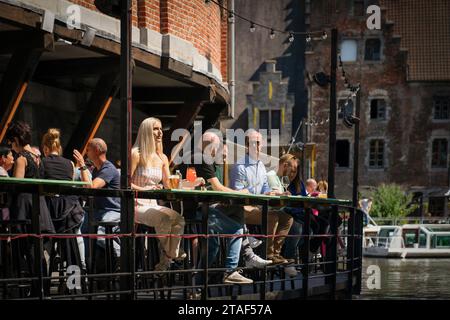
[371,184,416,219]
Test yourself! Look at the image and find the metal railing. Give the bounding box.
[0,178,363,300]
[372,216,450,226]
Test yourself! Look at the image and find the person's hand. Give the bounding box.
[73,149,85,167]
[282,191,291,196]
[194,177,205,187]
[239,189,250,194]
[143,184,163,191]
[265,190,283,196]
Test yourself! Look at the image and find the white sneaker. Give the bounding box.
[244,254,272,269]
[445,189,450,197]
[248,236,262,249]
[284,266,298,278]
[223,270,253,284]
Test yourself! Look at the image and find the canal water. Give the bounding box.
[358,258,450,299]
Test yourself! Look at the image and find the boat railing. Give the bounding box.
[372,217,450,226]
[364,236,405,249]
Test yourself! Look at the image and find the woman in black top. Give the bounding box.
[41,128,84,233]
[5,121,55,233]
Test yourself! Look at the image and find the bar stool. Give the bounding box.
[47,231,85,295]
[89,221,120,299]
[134,224,160,292]
[0,219,33,299]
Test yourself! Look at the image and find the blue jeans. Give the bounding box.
[81,209,121,257]
[207,207,243,272]
[282,207,306,260]
[283,220,304,259]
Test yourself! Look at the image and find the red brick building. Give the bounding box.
[305,0,450,198]
[0,0,230,160]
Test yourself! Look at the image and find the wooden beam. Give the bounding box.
[164,99,206,162]
[63,72,120,158]
[34,57,120,79]
[0,2,230,107]
[0,49,45,142]
[0,31,54,54]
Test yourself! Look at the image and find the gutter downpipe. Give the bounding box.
[229,0,235,118]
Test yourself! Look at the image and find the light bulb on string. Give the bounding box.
[269,29,275,39]
[306,34,312,43]
[228,11,235,23]
[288,33,294,42]
[250,22,256,33]
[322,31,328,40]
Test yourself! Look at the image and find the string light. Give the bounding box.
[288,33,294,43]
[228,11,235,23]
[269,29,275,39]
[205,0,325,42]
[306,34,312,43]
[303,117,330,126]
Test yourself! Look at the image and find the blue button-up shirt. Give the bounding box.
[230,154,271,195]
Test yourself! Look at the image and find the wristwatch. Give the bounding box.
[80,165,88,171]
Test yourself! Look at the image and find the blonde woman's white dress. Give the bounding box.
[132,165,185,259]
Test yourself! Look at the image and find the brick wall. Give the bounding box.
[306,0,450,198]
[160,0,225,72]
[69,0,139,26]
[67,0,227,82]
[138,0,160,32]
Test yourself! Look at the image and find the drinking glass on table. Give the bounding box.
[186,167,197,182]
[281,176,290,193]
[169,175,180,189]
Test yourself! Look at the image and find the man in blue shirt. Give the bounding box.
[74,138,121,258]
[230,130,293,265]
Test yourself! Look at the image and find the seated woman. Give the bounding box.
[131,117,186,271]
[5,121,54,234]
[40,128,86,267]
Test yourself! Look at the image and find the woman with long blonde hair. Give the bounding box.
[131,117,185,271]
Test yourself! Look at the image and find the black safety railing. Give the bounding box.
[0,178,363,300]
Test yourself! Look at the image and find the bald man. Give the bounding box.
[74,138,121,258]
[230,129,294,265]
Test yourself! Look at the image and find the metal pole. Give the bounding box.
[228,0,235,118]
[352,87,361,207]
[120,0,132,189]
[201,202,209,300]
[327,28,338,199]
[261,201,268,300]
[119,0,132,300]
